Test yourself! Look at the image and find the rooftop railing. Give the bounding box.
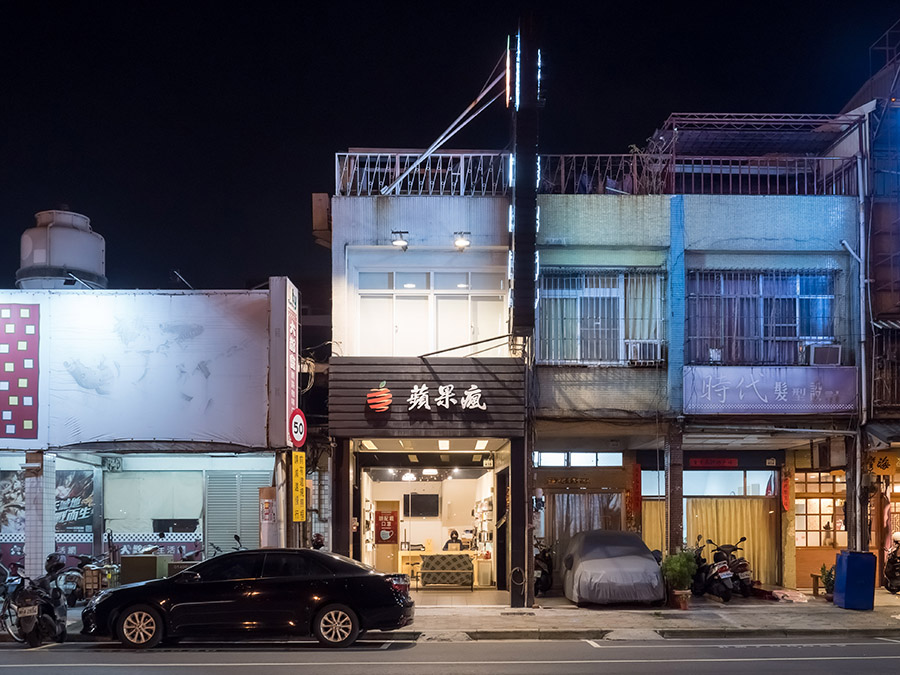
[336,152,858,197]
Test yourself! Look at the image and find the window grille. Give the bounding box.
[686,270,837,365]
[537,270,665,365]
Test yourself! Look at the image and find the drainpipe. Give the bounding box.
[855,151,869,552]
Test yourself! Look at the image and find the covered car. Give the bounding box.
[562,530,664,605]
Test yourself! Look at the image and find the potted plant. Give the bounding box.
[661,550,698,610]
[820,564,836,601]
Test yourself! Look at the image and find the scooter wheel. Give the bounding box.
[888,586,900,595]
[720,586,732,603]
[54,625,67,643]
[25,629,42,648]
[741,582,752,598]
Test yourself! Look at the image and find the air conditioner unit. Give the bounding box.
[808,344,841,366]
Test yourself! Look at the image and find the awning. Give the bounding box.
[866,421,900,448]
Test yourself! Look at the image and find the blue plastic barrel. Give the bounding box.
[833,550,876,610]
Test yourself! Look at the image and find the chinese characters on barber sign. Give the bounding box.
[683,366,857,414]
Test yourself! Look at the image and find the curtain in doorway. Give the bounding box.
[685,497,778,585]
[641,499,665,554]
[548,492,623,562]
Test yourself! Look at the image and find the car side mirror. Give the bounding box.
[563,554,574,571]
[738,537,746,543]
[177,571,201,584]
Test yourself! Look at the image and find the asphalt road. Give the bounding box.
[3,637,900,674]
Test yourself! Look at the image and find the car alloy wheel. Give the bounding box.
[314,604,359,647]
[117,605,163,649]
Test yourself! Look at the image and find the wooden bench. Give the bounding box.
[810,572,822,596]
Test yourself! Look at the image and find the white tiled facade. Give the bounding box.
[24,453,55,577]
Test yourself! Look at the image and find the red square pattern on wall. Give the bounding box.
[0,304,39,439]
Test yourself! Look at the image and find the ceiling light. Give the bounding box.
[388,468,396,475]
[423,468,438,476]
[408,454,418,463]
[392,231,409,251]
[401,471,416,482]
[456,283,469,288]
[438,440,450,451]
[453,467,459,473]
[475,440,488,451]
[472,454,482,462]
[361,440,377,450]
[403,283,416,288]
[454,231,471,251]
[440,454,450,462]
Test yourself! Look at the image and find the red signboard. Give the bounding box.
[375,510,398,545]
[688,457,739,468]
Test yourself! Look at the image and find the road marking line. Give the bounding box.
[876,637,900,644]
[582,639,602,648]
[5,656,900,668]
[379,641,393,650]
[27,642,58,651]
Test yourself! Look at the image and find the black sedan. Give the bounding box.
[81,548,413,648]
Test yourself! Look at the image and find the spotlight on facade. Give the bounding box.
[392,231,409,251]
[454,231,471,251]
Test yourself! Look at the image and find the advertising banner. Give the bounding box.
[55,470,93,533]
[0,289,281,449]
[292,450,306,522]
[0,470,25,533]
[683,365,858,415]
[376,510,398,545]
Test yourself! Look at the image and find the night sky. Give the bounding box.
[1,2,898,305]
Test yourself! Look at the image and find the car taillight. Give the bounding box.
[388,574,409,594]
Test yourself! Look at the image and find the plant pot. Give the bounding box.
[825,592,834,602]
[669,588,691,610]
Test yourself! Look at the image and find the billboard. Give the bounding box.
[0,283,298,450]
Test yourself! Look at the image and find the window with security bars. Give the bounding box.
[686,270,837,365]
[538,271,665,365]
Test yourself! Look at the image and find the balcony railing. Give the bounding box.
[336,152,859,197]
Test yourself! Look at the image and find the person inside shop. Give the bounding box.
[442,529,465,551]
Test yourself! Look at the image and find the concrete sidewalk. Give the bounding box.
[4,591,900,643]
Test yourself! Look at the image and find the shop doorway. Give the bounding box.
[546,491,624,582]
[204,471,270,557]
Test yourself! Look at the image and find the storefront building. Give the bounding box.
[0,276,302,577]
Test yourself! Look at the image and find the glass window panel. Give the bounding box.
[596,452,623,467]
[820,482,833,493]
[472,296,506,356]
[745,471,776,496]
[807,531,821,546]
[795,515,807,530]
[806,482,820,493]
[821,499,834,515]
[570,452,597,467]
[836,531,848,547]
[359,296,393,356]
[641,471,664,497]
[396,272,429,290]
[537,452,566,467]
[470,273,506,291]
[435,272,469,290]
[435,296,470,355]
[683,471,744,496]
[394,296,429,355]
[795,500,806,514]
[807,473,820,482]
[807,499,820,514]
[807,515,821,530]
[359,272,392,290]
[795,531,807,546]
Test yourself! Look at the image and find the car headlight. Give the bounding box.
[88,589,112,607]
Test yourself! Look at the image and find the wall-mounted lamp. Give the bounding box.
[454,231,471,251]
[392,231,409,251]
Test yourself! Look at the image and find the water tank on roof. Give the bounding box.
[16,209,107,289]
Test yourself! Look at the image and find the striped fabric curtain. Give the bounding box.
[641,499,666,555]
[685,497,778,585]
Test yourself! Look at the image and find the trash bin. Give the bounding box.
[833,550,876,610]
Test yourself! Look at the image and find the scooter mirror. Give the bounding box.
[706,539,714,545]
[696,534,703,543]
[234,534,242,544]
[739,536,746,543]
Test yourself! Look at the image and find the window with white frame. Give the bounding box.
[357,270,507,357]
[686,270,837,365]
[537,270,666,365]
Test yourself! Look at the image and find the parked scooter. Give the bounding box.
[534,539,553,596]
[689,535,710,597]
[700,538,734,602]
[884,532,900,594]
[10,553,69,647]
[709,537,753,598]
[0,562,25,642]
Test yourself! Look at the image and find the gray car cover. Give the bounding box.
[562,530,665,604]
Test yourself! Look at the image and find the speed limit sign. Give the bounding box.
[289,408,307,448]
